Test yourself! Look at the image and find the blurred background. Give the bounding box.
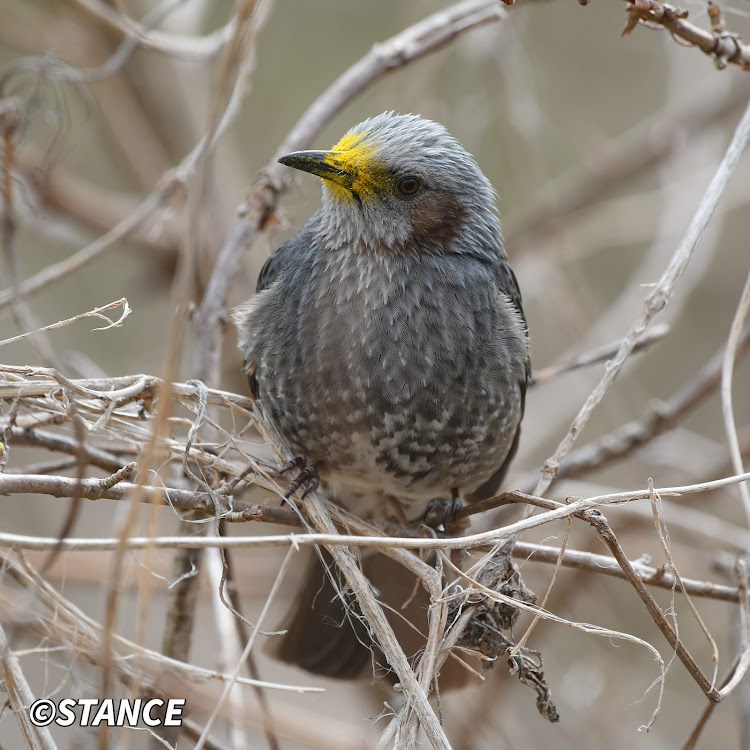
[1,0,750,748]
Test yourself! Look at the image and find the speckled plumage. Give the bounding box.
[233,113,530,680]
[234,113,529,515]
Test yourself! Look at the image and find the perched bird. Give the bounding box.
[233,112,529,679]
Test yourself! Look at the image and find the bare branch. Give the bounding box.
[717,560,750,698]
[622,0,750,71]
[534,93,750,498]
[538,321,750,483]
[0,621,56,750]
[721,269,750,524]
[512,540,739,602]
[3,473,750,553]
[529,324,670,385]
[510,494,719,700]
[71,0,236,60]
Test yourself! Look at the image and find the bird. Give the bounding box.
[233,111,530,680]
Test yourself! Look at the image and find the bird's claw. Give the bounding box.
[423,496,464,532]
[278,456,319,501]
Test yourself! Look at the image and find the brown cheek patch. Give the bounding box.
[409,190,467,248]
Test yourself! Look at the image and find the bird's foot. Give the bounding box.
[277,456,319,501]
[422,495,467,534]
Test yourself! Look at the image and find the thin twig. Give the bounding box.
[437,548,666,729]
[515,494,719,700]
[3,473,750,553]
[512,540,739,602]
[529,324,669,385]
[532,321,750,484]
[0,556,320,696]
[212,533,281,750]
[0,481,737,602]
[300,491,450,750]
[194,546,295,750]
[0,186,173,312]
[648,479,719,681]
[0,620,57,750]
[717,560,750,698]
[72,0,236,59]
[533,93,750,499]
[721,269,750,527]
[158,8,279,738]
[0,298,130,348]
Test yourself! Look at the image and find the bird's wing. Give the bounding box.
[495,257,526,334]
[256,242,288,292]
[495,256,531,381]
[465,257,530,504]
[256,222,315,293]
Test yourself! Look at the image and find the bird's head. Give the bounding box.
[277,112,503,260]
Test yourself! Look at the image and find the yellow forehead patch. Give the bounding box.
[330,131,366,154]
[324,129,388,200]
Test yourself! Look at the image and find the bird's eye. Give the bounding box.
[397,177,421,196]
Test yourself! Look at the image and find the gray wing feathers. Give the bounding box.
[256,222,316,293]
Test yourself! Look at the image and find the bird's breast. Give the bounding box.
[256,247,524,501]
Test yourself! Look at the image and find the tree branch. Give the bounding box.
[622,0,750,71]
